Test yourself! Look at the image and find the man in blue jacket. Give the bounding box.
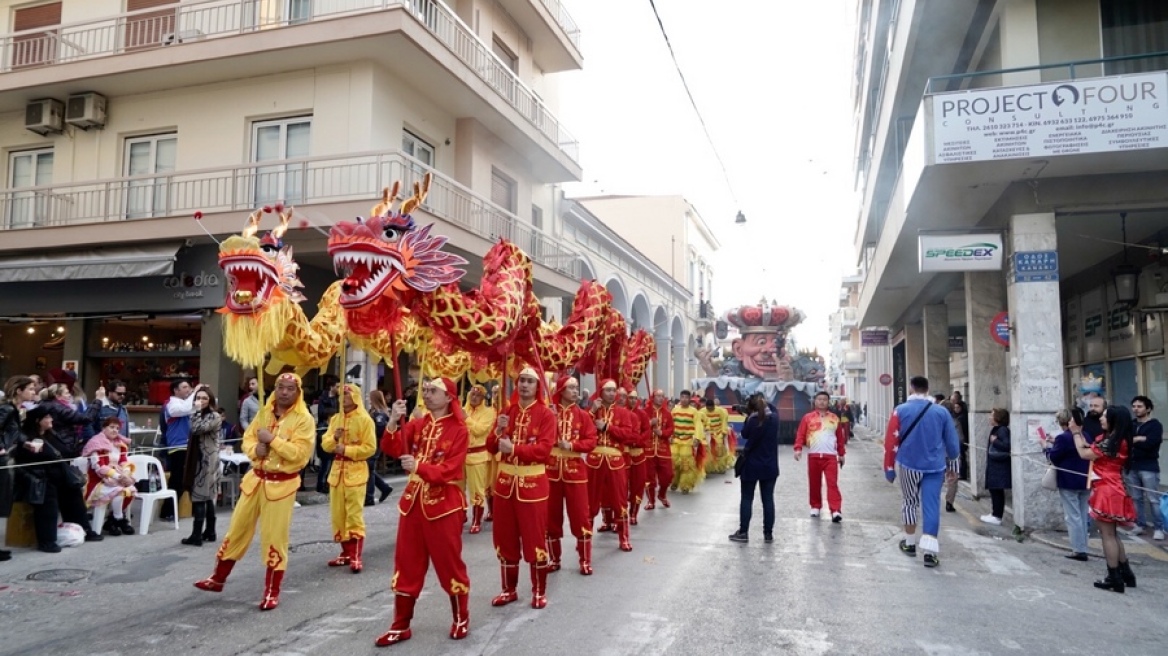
[883,376,960,568]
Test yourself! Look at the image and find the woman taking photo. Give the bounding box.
[1070,405,1138,592]
[39,383,99,457]
[981,408,1012,526]
[13,406,103,552]
[1045,409,1092,561]
[728,393,780,544]
[182,386,222,546]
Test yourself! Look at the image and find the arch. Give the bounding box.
[671,315,686,395]
[577,254,597,282]
[629,293,652,332]
[653,305,671,392]
[604,277,629,318]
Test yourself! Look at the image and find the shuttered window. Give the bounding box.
[125,0,178,51]
[490,167,516,213]
[12,2,61,69]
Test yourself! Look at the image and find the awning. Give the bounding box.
[0,243,180,283]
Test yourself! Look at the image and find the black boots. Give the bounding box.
[202,502,217,542]
[1093,566,1125,593]
[183,501,207,546]
[1117,560,1137,588]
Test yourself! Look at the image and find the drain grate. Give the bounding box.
[289,540,339,554]
[28,569,91,583]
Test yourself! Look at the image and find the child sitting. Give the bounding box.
[83,417,137,535]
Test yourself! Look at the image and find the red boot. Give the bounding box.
[598,508,614,532]
[327,540,351,567]
[577,538,593,575]
[618,520,633,552]
[659,490,671,508]
[349,537,364,573]
[530,563,549,609]
[469,505,484,534]
[259,567,284,610]
[547,536,562,572]
[449,593,469,640]
[629,501,640,526]
[375,594,416,647]
[194,558,235,592]
[645,485,657,510]
[490,563,520,606]
[483,496,494,522]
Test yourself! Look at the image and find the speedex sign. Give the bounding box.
[918,234,1003,272]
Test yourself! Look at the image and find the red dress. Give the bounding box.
[1087,438,1136,526]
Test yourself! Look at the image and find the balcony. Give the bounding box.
[0,0,580,176]
[496,0,582,72]
[0,149,584,283]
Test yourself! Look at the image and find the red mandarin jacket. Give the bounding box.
[488,400,556,502]
[587,403,637,470]
[382,413,468,520]
[624,405,651,464]
[548,402,598,484]
[647,402,675,458]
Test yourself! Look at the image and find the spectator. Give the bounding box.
[939,400,961,513]
[729,393,780,543]
[314,375,340,494]
[83,417,136,536]
[217,407,235,445]
[161,379,199,520]
[364,390,394,507]
[793,391,847,523]
[95,380,130,436]
[39,383,100,458]
[1070,405,1137,592]
[13,405,103,552]
[1045,409,1091,561]
[1125,395,1163,540]
[981,408,1012,526]
[239,381,261,433]
[1,375,39,560]
[182,386,222,547]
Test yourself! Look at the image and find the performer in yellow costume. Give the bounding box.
[463,384,496,534]
[700,398,733,474]
[670,390,707,493]
[323,383,377,573]
[194,372,315,610]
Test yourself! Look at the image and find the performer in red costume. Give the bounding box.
[375,378,471,647]
[623,388,650,526]
[546,376,598,575]
[645,389,676,510]
[588,379,636,552]
[597,386,630,532]
[489,367,556,609]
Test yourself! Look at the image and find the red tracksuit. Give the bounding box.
[794,410,848,513]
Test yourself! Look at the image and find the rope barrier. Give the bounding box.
[0,435,247,471]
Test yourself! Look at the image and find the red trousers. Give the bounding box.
[588,465,629,520]
[493,495,550,565]
[627,458,648,507]
[647,454,674,498]
[807,453,842,513]
[392,509,470,598]
[548,480,591,540]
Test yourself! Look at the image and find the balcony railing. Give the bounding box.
[536,0,581,51]
[0,0,579,166]
[0,149,584,280]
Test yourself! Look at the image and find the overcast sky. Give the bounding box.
[559,0,858,356]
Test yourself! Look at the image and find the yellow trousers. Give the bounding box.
[216,486,296,571]
[464,461,491,508]
[330,483,366,542]
[706,434,734,474]
[671,441,704,492]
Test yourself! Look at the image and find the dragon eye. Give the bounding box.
[382,226,402,242]
[260,243,279,256]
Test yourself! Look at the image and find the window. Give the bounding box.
[125,0,176,51]
[490,167,516,213]
[12,2,61,69]
[492,36,518,73]
[1101,1,1168,74]
[402,130,434,167]
[124,134,177,219]
[252,116,311,206]
[531,205,543,230]
[7,148,54,228]
[490,35,518,102]
[288,0,312,24]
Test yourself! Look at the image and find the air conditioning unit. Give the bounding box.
[161,29,205,46]
[65,92,107,129]
[25,98,65,136]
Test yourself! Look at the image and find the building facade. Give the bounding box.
[848,0,1168,529]
[0,0,587,419]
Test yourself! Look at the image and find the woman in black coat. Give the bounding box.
[39,383,100,458]
[0,375,39,561]
[729,393,780,543]
[982,407,1012,525]
[12,405,103,552]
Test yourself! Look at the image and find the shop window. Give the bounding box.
[1101,0,1168,74]
[7,148,54,229]
[1110,358,1138,409]
[124,133,177,219]
[252,116,311,206]
[89,317,201,408]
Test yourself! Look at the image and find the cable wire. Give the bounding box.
[646,0,741,210]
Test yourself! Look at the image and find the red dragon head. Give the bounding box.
[327,174,467,332]
[218,204,305,314]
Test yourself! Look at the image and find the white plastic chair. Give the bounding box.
[126,454,178,535]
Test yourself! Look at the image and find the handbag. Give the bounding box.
[64,462,87,489]
[1041,465,1058,491]
[26,476,47,505]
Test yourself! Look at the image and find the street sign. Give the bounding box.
[879,373,892,386]
[991,311,1010,347]
[1014,250,1059,283]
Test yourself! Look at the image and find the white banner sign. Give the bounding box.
[918,234,1003,272]
[932,72,1168,163]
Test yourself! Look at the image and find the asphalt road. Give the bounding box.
[2,430,1165,655]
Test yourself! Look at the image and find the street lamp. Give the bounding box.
[735,211,746,225]
[1112,212,1140,308]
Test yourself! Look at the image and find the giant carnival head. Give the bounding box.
[725,300,805,380]
[326,173,468,329]
[218,204,305,314]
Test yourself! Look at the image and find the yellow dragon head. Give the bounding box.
[218,204,305,314]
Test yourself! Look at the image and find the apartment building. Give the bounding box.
[0,0,586,418]
[574,194,720,393]
[849,0,1168,528]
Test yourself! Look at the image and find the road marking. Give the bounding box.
[945,529,1036,576]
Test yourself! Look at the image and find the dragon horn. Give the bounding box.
[272,205,294,239]
[370,182,401,217]
[242,208,263,239]
[399,172,432,216]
